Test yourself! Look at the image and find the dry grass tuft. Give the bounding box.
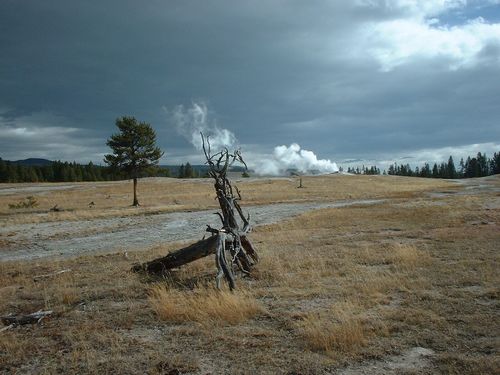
[390,243,432,269]
[153,354,200,374]
[149,284,265,325]
[297,302,366,353]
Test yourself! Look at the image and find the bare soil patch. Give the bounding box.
[0,199,382,261]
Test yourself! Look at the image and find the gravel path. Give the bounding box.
[0,200,382,261]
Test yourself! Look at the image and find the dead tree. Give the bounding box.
[133,134,258,290]
[1,310,52,327]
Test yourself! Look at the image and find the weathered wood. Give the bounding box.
[215,232,235,290]
[132,133,259,290]
[240,235,259,264]
[33,268,72,282]
[200,134,259,289]
[0,324,14,333]
[132,236,218,274]
[1,310,53,326]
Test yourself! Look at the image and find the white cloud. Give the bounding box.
[356,1,500,70]
[0,111,80,139]
[356,0,466,18]
[402,142,500,164]
[0,111,104,162]
[342,142,500,171]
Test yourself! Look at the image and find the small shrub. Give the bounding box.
[8,196,39,209]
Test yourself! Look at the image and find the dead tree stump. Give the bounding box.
[132,134,259,290]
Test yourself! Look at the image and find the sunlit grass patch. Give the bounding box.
[389,244,432,269]
[296,302,366,354]
[149,284,265,325]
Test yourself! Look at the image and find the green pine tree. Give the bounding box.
[104,116,163,206]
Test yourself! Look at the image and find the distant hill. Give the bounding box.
[11,158,53,166]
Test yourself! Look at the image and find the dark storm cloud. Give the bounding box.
[0,0,499,165]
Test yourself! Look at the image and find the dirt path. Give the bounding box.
[0,199,382,261]
[2,176,497,262]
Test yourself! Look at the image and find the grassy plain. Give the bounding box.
[0,175,448,224]
[0,174,498,374]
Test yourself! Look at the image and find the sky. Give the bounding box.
[0,0,499,172]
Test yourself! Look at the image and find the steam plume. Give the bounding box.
[169,102,237,150]
[251,143,339,175]
[169,102,338,175]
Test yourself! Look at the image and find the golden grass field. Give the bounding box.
[0,174,498,374]
[0,175,449,225]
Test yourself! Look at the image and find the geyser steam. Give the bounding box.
[169,102,236,151]
[252,143,339,175]
[169,102,338,175]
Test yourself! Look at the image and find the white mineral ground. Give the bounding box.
[0,176,498,262]
[0,200,383,261]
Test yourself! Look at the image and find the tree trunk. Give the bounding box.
[132,236,218,274]
[132,177,139,206]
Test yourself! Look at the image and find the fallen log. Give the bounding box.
[1,310,53,326]
[0,324,14,333]
[132,236,218,274]
[33,268,72,282]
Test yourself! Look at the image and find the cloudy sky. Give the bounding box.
[1,0,499,170]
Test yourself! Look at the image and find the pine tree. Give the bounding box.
[388,164,395,175]
[178,164,185,178]
[465,157,477,178]
[477,152,488,177]
[432,163,439,178]
[0,159,7,182]
[421,163,431,178]
[447,156,456,179]
[104,116,163,206]
[491,152,500,175]
[459,158,465,177]
[185,162,194,178]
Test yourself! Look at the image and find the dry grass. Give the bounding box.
[297,302,367,353]
[0,174,449,225]
[0,175,498,374]
[390,243,432,269]
[149,284,265,325]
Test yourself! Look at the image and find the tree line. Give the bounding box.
[2,112,499,189]
[0,159,179,183]
[0,160,118,183]
[388,152,500,178]
[345,165,381,175]
[345,152,500,179]
[178,163,199,178]
[0,158,216,183]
